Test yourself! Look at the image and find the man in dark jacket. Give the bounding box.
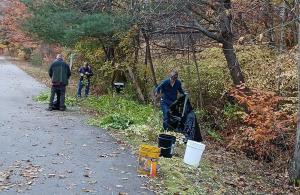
[48,54,71,111]
[77,62,93,97]
[155,70,185,131]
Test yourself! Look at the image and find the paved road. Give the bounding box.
[0,57,153,195]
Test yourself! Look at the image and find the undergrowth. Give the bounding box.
[83,95,162,145]
[226,86,295,163]
[34,90,78,106]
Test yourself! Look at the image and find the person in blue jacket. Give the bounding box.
[77,62,93,97]
[155,70,185,131]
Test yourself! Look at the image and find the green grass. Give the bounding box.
[207,129,223,142]
[83,95,156,124]
[84,95,162,145]
[34,90,78,106]
[83,95,159,131]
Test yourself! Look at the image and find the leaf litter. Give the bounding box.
[0,161,42,192]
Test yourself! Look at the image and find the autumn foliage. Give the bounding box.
[225,85,295,162]
[1,0,35,48]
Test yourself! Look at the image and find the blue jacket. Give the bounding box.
[155,78,184,105]
[79,66,93,81]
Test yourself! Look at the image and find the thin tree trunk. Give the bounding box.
[280,2,286,52]
[130,32,145,102]
[127,66,145,102]
[277,2,286,94]
[264,0,276,47]
[142,29,158,87]
[237,12,251,35]
[190,36,203,108]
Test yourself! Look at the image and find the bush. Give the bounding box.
[207,128,223,141]
[22,47,32,60]
[226,86,295,162]
[223,103,244,122]
[30,52,43,66]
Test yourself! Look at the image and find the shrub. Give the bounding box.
[223,103,244,122]
[30,52,43,66]
[226,86,295,162]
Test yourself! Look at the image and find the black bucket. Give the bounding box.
[158,134,176,158]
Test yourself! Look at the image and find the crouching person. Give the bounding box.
[48,54,71,111]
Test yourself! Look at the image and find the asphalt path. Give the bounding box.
[0,57,153,195]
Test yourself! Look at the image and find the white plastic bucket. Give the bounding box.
[183,140,205,167]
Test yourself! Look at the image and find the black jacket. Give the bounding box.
[49,59,71,86]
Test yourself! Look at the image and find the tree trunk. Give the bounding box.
[264,0,276,47]
[293,0,300,183]
[185,0,245,86]
[222,39,245,85]
[102,44,115,62]
[142,29,158,87]
[279,2,286,52]
[127,66,145,102]
[190,36,203,108]
[129,32,145,102]
[237,12,251,35]
[219,0,245,85]
[277,2,286,94]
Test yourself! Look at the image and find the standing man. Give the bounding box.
[48,54,71,111]
[155,70,185,131]
[77,62,93,97]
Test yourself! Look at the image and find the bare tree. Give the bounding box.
[184,0,245,85]
[136,0,245,85]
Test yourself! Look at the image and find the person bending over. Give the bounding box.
[155,70,185,131]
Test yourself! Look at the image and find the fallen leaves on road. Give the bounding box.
[48,173,55,178]
[58,175,67,179]
[82,188,97,193]
[0,161,41,192]
[83,169,92,178]
[99,153,118,158]
[88,180,97,185]
[0,170,13,191]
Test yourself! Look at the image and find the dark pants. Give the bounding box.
[49,85,66,109]
[161,101,171,130]
[77,80,90,97]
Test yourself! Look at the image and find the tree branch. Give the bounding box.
[152,42,203,52]
[175,24,221,42]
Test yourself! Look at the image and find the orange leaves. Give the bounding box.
[226,85,295,162]
[1,0,36,48]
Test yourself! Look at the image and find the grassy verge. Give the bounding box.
[34,91,231,194]
[34,90,78,106]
